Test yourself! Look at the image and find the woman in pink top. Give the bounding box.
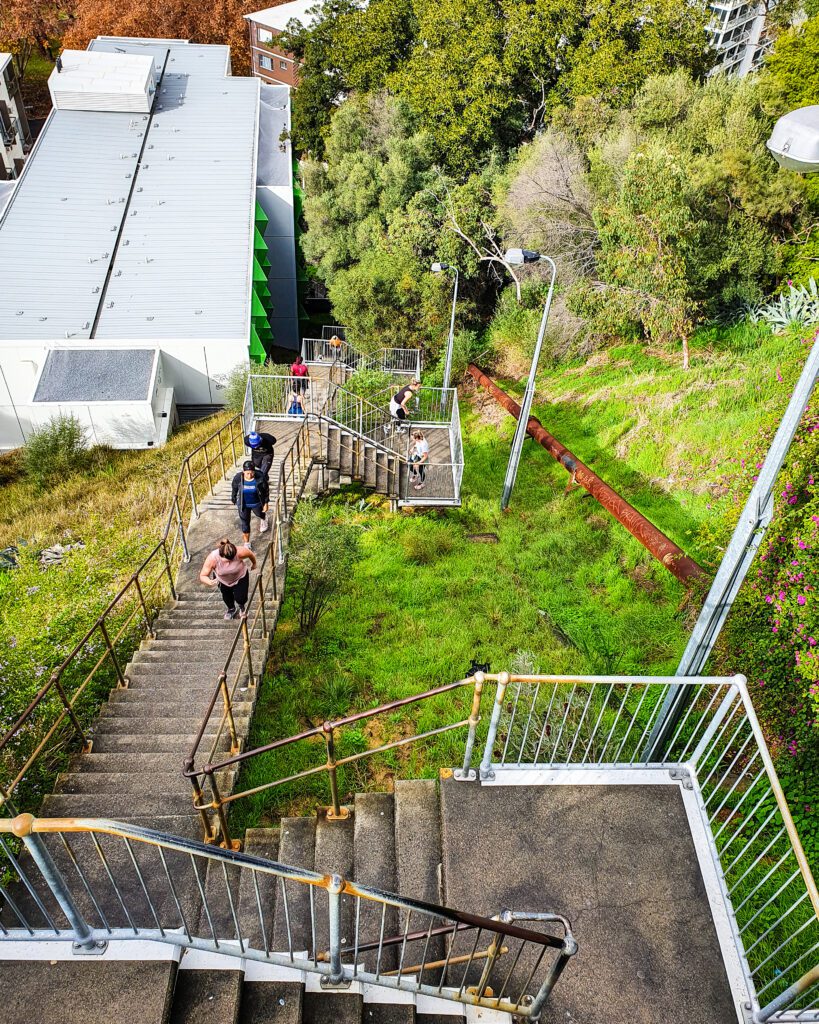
[199,538,257,620]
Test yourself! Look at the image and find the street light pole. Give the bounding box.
[500,249,557,511]
[431,262,460,392]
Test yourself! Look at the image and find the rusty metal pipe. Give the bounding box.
[467,365,704,584]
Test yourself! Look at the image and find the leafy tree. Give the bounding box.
[64,0,253,74]
[288,499,362,633]
[0,0,66,78]
[764,16,819,111]
[389,0,517,166]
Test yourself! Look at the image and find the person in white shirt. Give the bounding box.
[409,430,430,490]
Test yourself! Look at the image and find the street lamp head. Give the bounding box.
[431,262,451,273]
[767,105,819,174]
[504,248,543,266]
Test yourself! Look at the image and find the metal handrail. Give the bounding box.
[0,813,576,1016]
[183,669,818,1022]
[0,414,242,814]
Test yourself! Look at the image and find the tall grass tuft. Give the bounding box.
[23,414,90,490]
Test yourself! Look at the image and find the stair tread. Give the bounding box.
[354,793,398,971]
[273,817,316,954]
[170,969,242,1024]
[239,980,303,1024]
[313,808,355,956]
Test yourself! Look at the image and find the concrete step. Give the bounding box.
[394,780,442,910]
[124,666,245,685]
[92,713,247,733]
[41,791,197,818]
[273,816,316,954]
[2,960,177,1024]
[354,793,398,971]
[69,751,195,773]
[101,696,254,716]
[237,827,281,949]
[131,650,262,665]
[313,808,355,958]
[170,969,242,1024]
[365,1007,415,1024]
[54,770,203,795]
[239,980,303,1024]
[302,992,362,1024]
[89,733,231,754]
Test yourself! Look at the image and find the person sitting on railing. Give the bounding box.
[290,355,309,394]
[244,430,276,480]
[231,460,270,548]
[199,538,257,620]
[385,378,420,437]
[409,430,430,491]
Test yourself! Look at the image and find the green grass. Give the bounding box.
[231,321,810,828]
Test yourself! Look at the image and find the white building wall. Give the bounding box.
[0,338,246,450]
[0,54,31,180]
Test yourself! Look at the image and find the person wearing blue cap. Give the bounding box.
[244,430,276,479]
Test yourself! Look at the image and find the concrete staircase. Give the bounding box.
[42,460,284,839]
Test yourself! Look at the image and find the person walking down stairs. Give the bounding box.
[231,460,270,547]
[291,353,309,393]
[199,538,256,619]
[244,429,276,480]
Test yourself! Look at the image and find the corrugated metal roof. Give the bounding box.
[0,39,258,344]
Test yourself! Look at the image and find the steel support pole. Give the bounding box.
[501,258,556,511]
[16,817,102,952]
[479,672,510,779]
[322,875,348,987]
[644,333,819,759]
[442,268,459,394]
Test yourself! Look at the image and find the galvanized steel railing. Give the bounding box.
[189,670,818,1023]
[301,337,421,378]
[0,814,577,1017]
[0,414,243,817]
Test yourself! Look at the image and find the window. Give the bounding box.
[258,27,273,42]
[259,54,273,70]
[280,60,288,69]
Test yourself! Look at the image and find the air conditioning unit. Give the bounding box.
[48,50,157,114]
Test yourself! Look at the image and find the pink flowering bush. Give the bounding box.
[714,380,819,855]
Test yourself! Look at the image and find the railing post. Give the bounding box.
[134,576,155,638]
[175,496,190,563]
[185,460,199,520]
[323,724,348,820]
[206,769,235,850]
[14,815,103,953]
[321,875,348,987]
[260,568,269,634]
[52,674,90,752]
[219,672,240,754]
[243,618,256,690]
[187,769,219,843]
[217,430,227,480]
[161,538,177,600]
[204,439,214,493]
[456,675,484,781]
[479,672,509,780]
[755,963,819,1022]
[527,935,579,1020]
[229,416,239,467]
[98,619,128,689]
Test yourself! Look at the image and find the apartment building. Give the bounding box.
[245,0,319,87]
[708,0,774,76]
[0,53,32,180]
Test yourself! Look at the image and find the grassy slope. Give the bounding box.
[233,323,811,830]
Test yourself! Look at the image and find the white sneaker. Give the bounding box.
[259,518,270,533]
[245,539,253,550]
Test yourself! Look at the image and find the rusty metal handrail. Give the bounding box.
[0,413,242,813]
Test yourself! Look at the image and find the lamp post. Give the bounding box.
[431,262,459,393]
[500,249,557,511]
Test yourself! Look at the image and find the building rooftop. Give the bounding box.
[33,348,156,402]
[0,38,259,344]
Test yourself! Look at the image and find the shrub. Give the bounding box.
[23,415,90,489]
[749,279,819,332]
[223,361,291,413]
[343,368,395,405]
[288,499,363,633]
